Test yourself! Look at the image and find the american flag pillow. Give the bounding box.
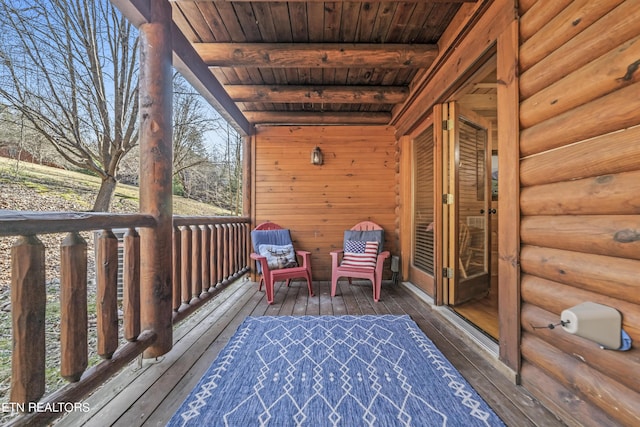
[341,240,379,269]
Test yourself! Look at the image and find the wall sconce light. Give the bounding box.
[311,146,323,165]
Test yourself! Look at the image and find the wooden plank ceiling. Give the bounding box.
[169,0,469,130]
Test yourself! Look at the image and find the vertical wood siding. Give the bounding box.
[253,126,398,281]
[518,1,640,426]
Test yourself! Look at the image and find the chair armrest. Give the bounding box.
[375,251,391,279]
[250,252,266,261]
[295,250,311,268]
[330,250,344,268]
[250,252,269,274]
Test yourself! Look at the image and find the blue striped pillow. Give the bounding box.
[341,240,378,269]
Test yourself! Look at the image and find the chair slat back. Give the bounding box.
[351,221,382,231]
[255,222,283,230]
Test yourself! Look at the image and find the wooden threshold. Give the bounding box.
[55,278,564,427]
[453,295,500,340]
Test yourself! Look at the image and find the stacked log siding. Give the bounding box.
[518,1,640,426]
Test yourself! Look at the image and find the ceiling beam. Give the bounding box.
[225,85,409,104]
[194,43,438,68]
[243,111,391,125]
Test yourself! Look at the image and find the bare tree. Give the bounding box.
[206,124,243,214]
[0,0,138,211]
[172,73,217,195]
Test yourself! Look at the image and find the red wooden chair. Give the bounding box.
[250,222,313,304]
[330,221,390,302]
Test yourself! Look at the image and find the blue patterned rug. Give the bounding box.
[167,315,505,426]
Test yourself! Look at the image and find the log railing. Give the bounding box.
[0,211,250,425]
[171,217,250,323]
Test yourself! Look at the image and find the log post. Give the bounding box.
[191,225,202,303]
[172,225,182,311]
[230,224,237,277]
[180,226,192,309]
[97,229,119,359]
[223,224,230,283]
[123,228,140,342]
[216,224,224,285]
[138,0,173,357]
[201,225,211,294]
[242,223,248,271]
[209,225,218,288]
[60,232,88,381]
[10,235,46,403]
[237,223,242,274]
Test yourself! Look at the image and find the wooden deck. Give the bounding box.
[57,278,563,427]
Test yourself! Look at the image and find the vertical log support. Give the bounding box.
[60,232,88,382]
[172,225,182,311]
[10,235,46,404]
[123,228,141,342]
[222,224,230,283]
[216,224,224,285]
[97,230,119,359]
[201,225,211,293]
[244,223,250,270]
[210,225,218,287]
[234,224,240,274]
[139,0,173,357]
[180,226,192,308]
[191,225,202,303]
[237,224,242,274]
[229,224,238,279]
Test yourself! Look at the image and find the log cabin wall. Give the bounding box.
[251,125,398,281]
[518,1,640,426]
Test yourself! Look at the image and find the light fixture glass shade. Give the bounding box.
[311,146,323,165]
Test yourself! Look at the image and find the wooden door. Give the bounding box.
[444,103,492,306]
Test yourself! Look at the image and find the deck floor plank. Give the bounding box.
[337,280,362,315]
[95,281,260,427]
[317,281,335,316]
[57,279,253,427]
[139,284,265,427]
[278,280,301,315]
[55,278,563,427]
[390,287,564,427]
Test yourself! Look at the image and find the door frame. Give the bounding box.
[398,2,519,376]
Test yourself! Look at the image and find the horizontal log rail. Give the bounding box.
[0,211,156,236]
[0,211,250,425]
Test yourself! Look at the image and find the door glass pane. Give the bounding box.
[414,126,435,275]
[458,117,487,278]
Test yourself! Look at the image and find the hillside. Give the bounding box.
[0,156,229,215]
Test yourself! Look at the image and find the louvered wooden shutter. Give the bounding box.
[413,126,434,275]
